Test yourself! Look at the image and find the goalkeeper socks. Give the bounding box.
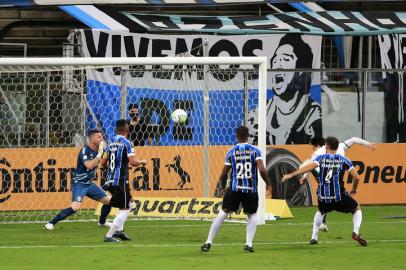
[106,210,130,237]
[246,213,258,247]
[353,210,362,235]
[206,209,228,244]
[50,207,76,225]
[99,204,112,225]
[311,211,324,240]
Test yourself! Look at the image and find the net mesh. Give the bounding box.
[0,62,261,223]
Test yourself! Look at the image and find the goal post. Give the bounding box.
[0,57,268,224]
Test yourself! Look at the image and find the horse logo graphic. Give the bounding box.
[165,155,191,188]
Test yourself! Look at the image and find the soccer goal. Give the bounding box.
[0,57,268,224]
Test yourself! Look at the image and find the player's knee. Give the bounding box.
[71,202,82,211]
[99,196,111,205]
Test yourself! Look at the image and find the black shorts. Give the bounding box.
[222,190,258,214]
[106,182,131,209]
[318,195,359,214]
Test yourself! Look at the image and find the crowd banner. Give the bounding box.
[378,34,406,143]
[63,6,406,35]
[80,30,322,145]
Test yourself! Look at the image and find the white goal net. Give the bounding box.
[0,57,267,224]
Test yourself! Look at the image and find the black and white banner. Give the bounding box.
[378,34,406,142]
[80,30,321,145]
[63,6,406,36]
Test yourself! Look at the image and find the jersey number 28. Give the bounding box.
[236,162,252,179]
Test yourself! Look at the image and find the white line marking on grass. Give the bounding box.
[126,221,406,228]
[1,239,406,249]
[0,220,405,231]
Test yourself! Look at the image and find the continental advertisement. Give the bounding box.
[0,144,405,211]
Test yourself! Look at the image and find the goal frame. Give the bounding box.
[0,56,268,225]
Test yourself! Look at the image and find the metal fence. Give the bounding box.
[0,67,404,148]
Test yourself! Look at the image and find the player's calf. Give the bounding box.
[45,206,77,229]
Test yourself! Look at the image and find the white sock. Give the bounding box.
[117,210,130,231]
[206,210,228,244]
[246,213,257,247]
[106,210,130,237]
[311,211,324,241]
[353,210,362,235]
[106,223,118,238]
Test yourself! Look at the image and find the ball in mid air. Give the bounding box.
[171,109,188,124]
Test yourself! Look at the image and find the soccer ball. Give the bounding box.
[171,109,188,124]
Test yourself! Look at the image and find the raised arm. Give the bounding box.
[99,152,108,169]
[342,137,376,151]
[128,156,147,167]
[281,162,318,182]
[84,141,105,170]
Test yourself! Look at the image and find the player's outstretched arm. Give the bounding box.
[349,168,360,195]
[128,156,147,167]
[217,165,231,197]
[256,159,272,197]
[343,137,376,151]
[84,141,106,170]
[281,162,318,183]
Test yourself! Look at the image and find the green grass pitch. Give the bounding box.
[0,206,405,270]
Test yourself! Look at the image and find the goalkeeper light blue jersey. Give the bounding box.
[225,143,263,193]
[106,135,135,186]
[71,146,98,185]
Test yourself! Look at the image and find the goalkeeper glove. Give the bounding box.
[97,141,106,159]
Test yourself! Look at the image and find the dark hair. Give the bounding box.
[236,126,249,141]
[116,119,129,132]
[127,103,139,111]
[269,34,314,101]
[271,34,313,69]
[325,136,339,151]
[310,136,325,147]
[88,129,102,137]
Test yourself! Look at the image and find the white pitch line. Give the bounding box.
[127,220,406,228]
[0,220,405,231]
[1,239,406,249]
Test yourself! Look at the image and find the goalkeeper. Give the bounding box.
[44,130,110,230]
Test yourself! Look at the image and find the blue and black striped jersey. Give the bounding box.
[312,153,354,202]
[106,135,135,186]
[225,143,263,193]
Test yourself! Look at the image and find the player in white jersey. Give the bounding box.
[300,136,376,232]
